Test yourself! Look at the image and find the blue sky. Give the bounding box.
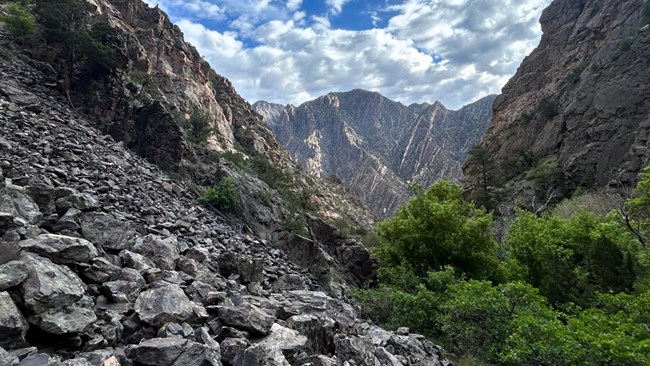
[142,0,552,109]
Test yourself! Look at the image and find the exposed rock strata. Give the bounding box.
[255,91,495,216]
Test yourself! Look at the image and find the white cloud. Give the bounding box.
[326,0,350,15]
[165,0,551,109]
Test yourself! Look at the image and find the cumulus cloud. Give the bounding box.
[149,0,552,109]
[326,0,351,15]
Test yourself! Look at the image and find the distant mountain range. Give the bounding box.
[254,91,496,216]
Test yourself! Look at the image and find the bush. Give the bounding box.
[0,3,36,42]
[200,176,239,212]
[248,155,289,189]
[535,98,560,119]
[183,110,211,145]
[374,180,499,280]
[220,151,248,170]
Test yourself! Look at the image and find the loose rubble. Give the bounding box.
[0,51,450,366]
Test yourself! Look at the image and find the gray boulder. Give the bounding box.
[80,212,138,251]
[0,291,29,348]
[134,285,193,327]
[133,235,179,270]
[126,338,187,366]
[19,253,97,334]
[55,193,100,214]
[286,314,335,355]
[19,234,98,264]
[216,302,275,335]
[0,260,29,290]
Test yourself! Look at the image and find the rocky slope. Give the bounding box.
[22,0,378,240]
[0,51,450,365]
[467,0,650,204]
[255,91,495,216]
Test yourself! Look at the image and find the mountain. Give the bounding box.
[466,0,650,205]
[254,91,496,216]
[0,0,452,364]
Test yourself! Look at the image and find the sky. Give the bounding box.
[141,0,552,110]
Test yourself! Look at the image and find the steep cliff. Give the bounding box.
[255,91,495,216]
[469,0,650,203]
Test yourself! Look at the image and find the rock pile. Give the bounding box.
[0,55,450,365]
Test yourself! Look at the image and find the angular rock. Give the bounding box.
[120,250,155,272]
[286,315,335,355]
[335,337,380,366]
[126,338,187,366]
[33,304,97,335]
[0,292,29,348]
[100,280,142,303]
[0,260,29,290]
[220,338,249,365]
[133,235,179,271]
[19,253,97,334]
[1,188,43,225]
[216,302,275,335]
[81,213,138,251]
[171,341,221,366]
[55,193,100,214]
[80,257,121,283]
[134,285,193,327]
[19,234,98,264]
[0,241,21,265]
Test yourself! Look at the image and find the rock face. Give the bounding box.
[0,34,450,366]
[254,91,495,216]
[468,0,650,202]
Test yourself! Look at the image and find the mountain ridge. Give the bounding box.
[254,90,496,216]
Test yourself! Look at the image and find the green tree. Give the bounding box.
[0,2,36,42]
[375,180,498,280]
[183,110,211,145]
[465,145,505,211]
[505,210,637,305]
[200,176,239,212]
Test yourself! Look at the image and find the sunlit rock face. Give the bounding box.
[255,91,495,216]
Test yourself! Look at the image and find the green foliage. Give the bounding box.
[568,60,590,84]
[200,176,239,212]
[375,180,498,280]
[34,0,118,78]
[355,167,650,365]
[126,70,162,99]
[260,188,272,207]
[181,110,211,145]
[465,145,505,211]
[248,155,290,189]
[505,210,637,305]
[220,151,248,170]
[518,111,534,124]
[526,156,562,193]
[552,190,623,219]
[0,2,36,42]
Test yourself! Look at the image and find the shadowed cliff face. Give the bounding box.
[469,0,650,203]
[255,91,495,217]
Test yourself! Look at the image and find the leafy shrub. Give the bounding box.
[220,151,248,170]
[374,180,499,280]
[0,2,36,42]
[568,60,590,84]
[126,70,162,99]
[200,176,239,212]
[260,188,272,207]
[181,110,211,146]
[248,155,289,189]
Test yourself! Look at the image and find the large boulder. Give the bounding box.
[135,285,193,327]
[19,234,98,264]
[19,253,97,334]
[80,212,139,251]
[126,337,220,366]
[216,302,275,336]
[0,291,29,348]
[0,260,29,290]
[133,234,180,271]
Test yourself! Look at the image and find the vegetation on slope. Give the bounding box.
[356,168,650,365]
